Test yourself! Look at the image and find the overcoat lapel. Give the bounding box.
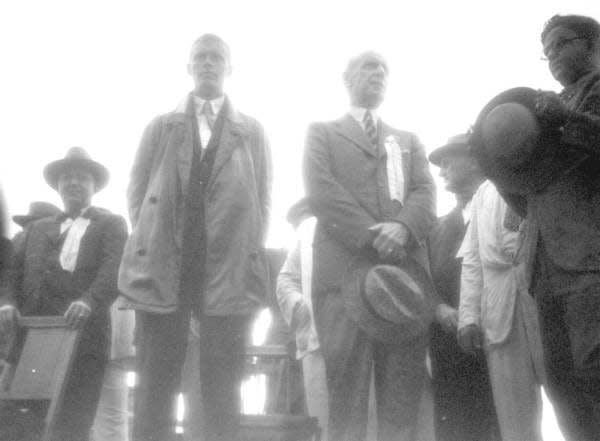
[335,114,376,157]
[210,116,244,185]
[176,113,195,196]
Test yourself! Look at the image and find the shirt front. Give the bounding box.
[60,207,91,273]
[192,95,225,148]
[349,106,405,204]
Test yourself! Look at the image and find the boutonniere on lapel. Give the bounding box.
[384,135,410,154]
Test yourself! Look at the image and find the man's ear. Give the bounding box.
[186,63,193,76]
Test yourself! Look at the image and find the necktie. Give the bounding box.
[363,110,378,146]
[202,101,215,130]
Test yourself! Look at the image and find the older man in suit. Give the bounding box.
[303,50,436,441]
[0,147,128,441]
[118,34,272,441]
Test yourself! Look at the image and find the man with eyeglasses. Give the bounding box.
[496,14,600,441]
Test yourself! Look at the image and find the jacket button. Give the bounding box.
[137,249,147,257]
[148,196,158,204]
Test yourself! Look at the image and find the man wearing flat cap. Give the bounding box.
[470,14,600,441]
[427,134,499,441]
[303,50,436,441]
[0,147,128,441]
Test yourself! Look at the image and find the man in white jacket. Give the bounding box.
[276,199,329,440]
[457,180,545,441]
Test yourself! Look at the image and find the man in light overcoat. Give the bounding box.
[118,34,272,441]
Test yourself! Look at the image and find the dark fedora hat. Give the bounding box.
[44,147,109,192]
[342,256,435,345]
[469,87,570,194]
[428,133,471,166]
[12,201,61,227]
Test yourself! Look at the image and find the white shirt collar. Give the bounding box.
[193,95,225,116]
[462,200,472,226]
[349,106,379,127]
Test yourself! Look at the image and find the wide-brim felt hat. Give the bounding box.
[12,201,61,227]
[44,147,109,192]
[428,133,471,166]
[342,255,435,345]
[469,87,569,194]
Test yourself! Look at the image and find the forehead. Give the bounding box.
[439,152,471,166]
[543,25,578,48]
[58,168,94,179]
[190,38,229,61]
[349,53,389,73]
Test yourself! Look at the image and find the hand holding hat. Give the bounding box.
[535,90,572,126]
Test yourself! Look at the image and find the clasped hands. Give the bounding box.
[0,300,91,334]
[369,222,410,262]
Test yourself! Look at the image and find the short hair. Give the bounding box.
[541,14,600,47]
[189,33,231,64]
[343,51,388,87]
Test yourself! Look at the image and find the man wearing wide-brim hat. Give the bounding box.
[426,134,499,441]
[0,147,127,441]
[469,14,600,441]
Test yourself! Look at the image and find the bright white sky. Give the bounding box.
[1,0,598,247]
[1,1,598,437]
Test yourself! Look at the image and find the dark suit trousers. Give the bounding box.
[53,348,106,441]
[430,324,499,441]
[316,290,427,441]
[535,287,600,441]
[133,309,253,441]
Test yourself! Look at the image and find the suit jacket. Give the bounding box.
[303,114,436,308]
[0,207,128,356]
[428,207,465,309]
[499,71,600,295]
[118,94,272,314]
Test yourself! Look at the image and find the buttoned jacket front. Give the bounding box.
[303,114,436,303]
[118,95,272,315]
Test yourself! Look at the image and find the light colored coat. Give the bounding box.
[276,217,319,359]
[458,181,529,345]
[118,94,272,315]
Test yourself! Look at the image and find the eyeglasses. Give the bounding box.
[540,36,586,61]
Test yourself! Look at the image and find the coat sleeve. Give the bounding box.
[81,215,128,312]
[127,116,164,227]
[303,122,377,252]
[393,133,436,244]
[276,241,304,328]
[0,236,18,309]
[254,121,273,245]
[457,197,483,329]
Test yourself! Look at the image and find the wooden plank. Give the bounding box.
[245,344,289,358]
[18,316,69,328]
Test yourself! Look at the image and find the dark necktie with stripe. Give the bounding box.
[363,110,378,146]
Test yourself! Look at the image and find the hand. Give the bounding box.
[291,301,311,332]
[457,324,483,355]
[535,90,571,126]
[369,222,410,262]
[64,300,92,329]
[0,306,19,335]
[435,304,458,334]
